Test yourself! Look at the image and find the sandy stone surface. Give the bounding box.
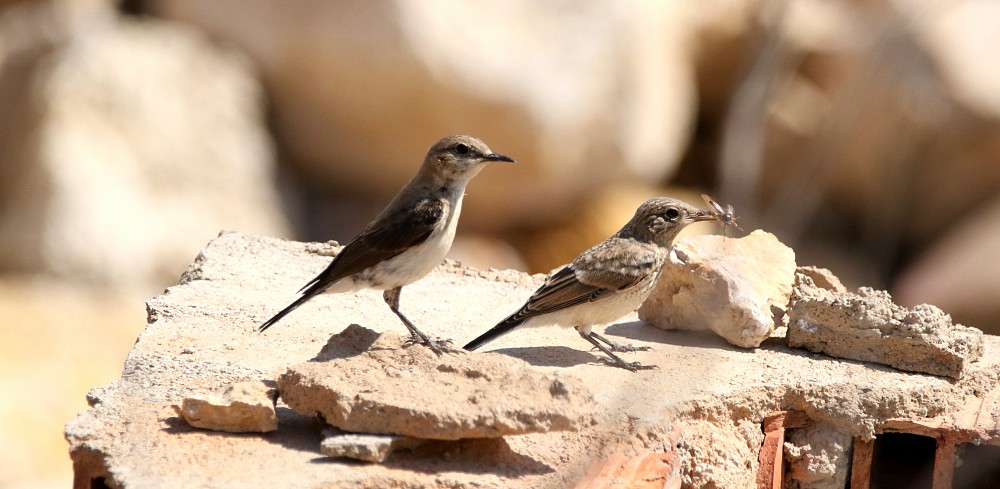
[65,232,1000,489]
[173,381,277,433]
[788,275,984,379]
[639,230,796,348]
[279,324,594,439]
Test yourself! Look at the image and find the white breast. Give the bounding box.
[359,194,462,291]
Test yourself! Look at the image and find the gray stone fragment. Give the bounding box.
[787,277,984,379]
[278,324,595,440]
[319,429,425,463]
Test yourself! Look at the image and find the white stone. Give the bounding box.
[638,230,796,348]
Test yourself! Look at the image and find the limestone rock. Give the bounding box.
[638,230,796,348]
[278,324,595,440]
[152,1,696,230]
[787,281,984,379]
[0,7,286,289]
[173,381,277,433]
[62,232,1000,488]
[319,429,424,463]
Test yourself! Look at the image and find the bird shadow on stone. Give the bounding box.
[605,320,757,353]
[161,406,325,454]
[309,323,383,361]
[317,437,554,476]
[489,345,603,368]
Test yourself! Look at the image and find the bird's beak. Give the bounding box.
[692,210,718,222]
[483,153,515,163]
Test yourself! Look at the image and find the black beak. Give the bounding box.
[484,153,515,163]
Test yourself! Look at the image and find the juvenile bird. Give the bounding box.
[259,135,514,354]
[464,197,717,370]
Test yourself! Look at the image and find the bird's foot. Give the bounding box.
[403,334,456,357]
[589,332,652,353]
[602,357,659,372]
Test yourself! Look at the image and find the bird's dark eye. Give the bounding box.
[453,143,470,155]
[664,208,680,220]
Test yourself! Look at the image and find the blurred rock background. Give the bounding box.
[1,0,998,487]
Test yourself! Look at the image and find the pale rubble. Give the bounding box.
[638,230,796,348]
[63,232,1000,489]
[319,429,425,463]
[784,422,852,489]
[278,324,595,440]
[152,1,695,231]
[788,275,984,379]
[0,3,287,290]
[173,381,277,433]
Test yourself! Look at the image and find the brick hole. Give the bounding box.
[91,477,111,489]
[869,433,936,489]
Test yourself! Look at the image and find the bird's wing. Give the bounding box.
[299,197,446,294]
[463,240,660,350]
[259,198,445,333]
[511,240,662,322]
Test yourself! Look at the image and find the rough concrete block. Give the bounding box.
[788,277,984,379]
[63,232,1000,489]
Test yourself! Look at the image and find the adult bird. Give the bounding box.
[259,135,514,354]
[464,197,717,370]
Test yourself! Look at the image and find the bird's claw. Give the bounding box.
[603,358,658,371]
[403,335,456,357]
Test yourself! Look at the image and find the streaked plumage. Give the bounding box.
[464,197,717,370]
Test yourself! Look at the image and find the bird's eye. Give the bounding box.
[664,208,680,220]
[453,143,470,155]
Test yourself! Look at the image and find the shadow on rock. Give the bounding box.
[490,345,601,368]
[310,323,381,361]
[606,320,754,353]
[162,407,325,454]
[386,437,553,476]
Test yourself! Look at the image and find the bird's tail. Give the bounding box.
[463,315,525,351]
[258,282,327,333]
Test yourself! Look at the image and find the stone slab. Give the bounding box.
[64,232,1000,489]
[788,275,984,379]
[279,324,594,440]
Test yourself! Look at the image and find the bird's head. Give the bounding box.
[424,135,515,184]
[624,197,718,247]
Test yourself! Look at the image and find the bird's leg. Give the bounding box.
[382,287,449,356]
[589,331,652,353]
[578,330,656,371]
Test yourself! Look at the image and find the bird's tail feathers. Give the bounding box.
[258,282,329,333]
[463,315,525,351]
